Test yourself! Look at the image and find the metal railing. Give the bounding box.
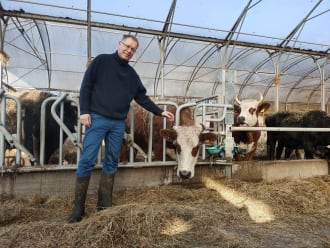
[0,93,234,170]
[40,93,81,165]
[0,90,36,169]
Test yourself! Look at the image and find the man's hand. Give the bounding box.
[161,111,175,122]
[80,114,91,127]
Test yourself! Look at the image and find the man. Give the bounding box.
[68,34,175,223]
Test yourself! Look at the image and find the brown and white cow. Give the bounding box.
[120,102,217,179]
[232,93,270,161]
[120,101,185,162]
[160,125,216,179]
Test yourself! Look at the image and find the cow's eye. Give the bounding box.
[249,108,256,115]
[191,145,199,157]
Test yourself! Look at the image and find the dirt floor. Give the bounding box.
[0,175,329,248]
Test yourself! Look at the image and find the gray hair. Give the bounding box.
[122,34,139,48]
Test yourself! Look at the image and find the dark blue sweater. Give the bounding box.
[79,52,163,120]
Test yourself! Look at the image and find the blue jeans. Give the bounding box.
[76,113,125,177]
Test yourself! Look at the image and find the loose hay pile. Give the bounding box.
[0,176,329,248]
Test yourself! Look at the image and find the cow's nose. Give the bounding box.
[179,170,191,179]
[237,116,245,124]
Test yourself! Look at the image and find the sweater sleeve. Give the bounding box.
[134,78,163,116]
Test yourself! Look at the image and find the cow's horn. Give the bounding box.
[257,93,264,105]
[235,95,241,105]
[200,123,206,131]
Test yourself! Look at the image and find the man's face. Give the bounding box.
[118,38,138,61]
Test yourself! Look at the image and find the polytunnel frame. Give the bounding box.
[0,0,329,107]
[0,14,52,89]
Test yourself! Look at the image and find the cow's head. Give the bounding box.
[160,125,217,179]
[234,93,270,127]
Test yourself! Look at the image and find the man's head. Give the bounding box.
[118,34,139,61]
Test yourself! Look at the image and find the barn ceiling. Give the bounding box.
[0,0,329,108]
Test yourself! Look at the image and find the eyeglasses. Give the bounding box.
[120,41,137,53]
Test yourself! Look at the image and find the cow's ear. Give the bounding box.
[258,102,271,113]
[199,132,217,144]
[160,129,177,141]
[234,103,240,113]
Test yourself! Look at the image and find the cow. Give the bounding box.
[232,93,271,161]
[159,106,217,179]
[265,110,330,160]
[265,111,304,160]
[120,100,193,162]
[298,110,330,159]
[3,90,78,165]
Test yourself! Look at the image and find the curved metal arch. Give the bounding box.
[263,55,311,98]
[211,47,256,95]
[185,0,261,98]
[285,67,319,103]
[324,75,330,105]
[184,44,218,97]
[0,15,10,89]
[278,0,324,48]
[154,36,177,95]
[8,17,51,86]
[239,0,324,98]
[232,0,323,96]
[34,20,51,88]
[238,50,277,96]
[307,82,323,105]
[307,57,330,106]
[226,46,257,68]
[211,79,220,95]
[153,0,177,97]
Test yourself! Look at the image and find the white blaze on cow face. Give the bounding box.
[235,94,264,127]
[237,99,259,126]
[160,125,217,179]
[174,125,203,179]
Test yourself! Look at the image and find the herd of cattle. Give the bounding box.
[265,110,330,160]
[1,90,330,179]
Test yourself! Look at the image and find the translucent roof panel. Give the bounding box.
[0,0,329,107]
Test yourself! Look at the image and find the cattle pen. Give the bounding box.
[0,72,330,248]
[0,1,330,247]
[1,92,329,247]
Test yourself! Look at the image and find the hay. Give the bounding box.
[0,176,329,248]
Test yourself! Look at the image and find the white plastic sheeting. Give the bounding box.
[0,0,329,107]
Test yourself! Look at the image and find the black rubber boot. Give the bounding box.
[67,176,90,223]
[96,173,115,211]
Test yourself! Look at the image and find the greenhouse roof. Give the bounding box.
[0,0,329,107]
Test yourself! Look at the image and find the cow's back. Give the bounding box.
[301,110,330,154]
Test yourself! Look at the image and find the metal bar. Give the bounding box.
[176,102,196,126]
[1,160,220,173]
[0,125,36,164]
[50,94,81,149]
[40,96,57,165]
[156,101,178,162]
[0,92,23,166]
[231,126,330,132]
[0,9,328,57]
